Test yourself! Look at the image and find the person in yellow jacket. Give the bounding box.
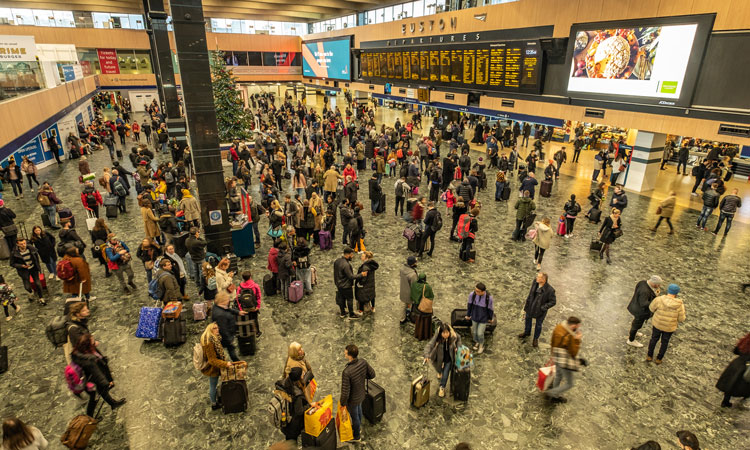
[647,284,686,364]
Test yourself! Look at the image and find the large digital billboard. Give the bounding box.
[302,37,351,81]
[565,14,715,107]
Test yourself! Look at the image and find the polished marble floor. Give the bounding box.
[0,99,748,450]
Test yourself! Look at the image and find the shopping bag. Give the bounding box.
[336,402,354,442]
[303,370,318,400]
[304,394,332,437]
[557,217,566,236]
[536,361,555,391]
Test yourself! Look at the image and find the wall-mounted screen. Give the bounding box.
[360,40,542,95]
[263,52,300,67]
[565,14,715,107]
[302,37,351,81]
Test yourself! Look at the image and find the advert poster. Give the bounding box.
[97,48,120,74]
[15,136,45,165]
[62,65,76,81]
[42,124,62,160]
[0,35,37,62]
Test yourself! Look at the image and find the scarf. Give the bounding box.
[210,334,226,362]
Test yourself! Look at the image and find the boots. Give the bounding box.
[532,339,539,348]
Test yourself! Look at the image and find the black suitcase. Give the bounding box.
[406,198,417,212]
[459,247,476,261]
[376,193,386,213]
[363,380,386,424]
[540,179,552,197]
[161,312,187,347]
[236,316,255,338]
[220,379,248,414]
[223,245,239,272]
[408,230,423,253]
[588,208,602,223]
[263,273,276,296]
[451,368,471,401]
[450,308,497,334]
[106,205,118,218]
[501,186,511,200]
[590,239,603,252]
[301,419,336,449]
[116,149,123,158]
[41,213,52,228]
[0,326,7,373]
[237,335,256,356]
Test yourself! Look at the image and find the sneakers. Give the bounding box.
[477,344,484,354]
[691,192,698,196]
[626,339,644,348]
[654,359,662,365]
[636,332,644,337]
[48,274,55,281]
[340,313,347,319]
[472,342,479,350]
[438,386,445,398]
[5,316,11,321]
[348,314,360,320]
[645,356,653,362]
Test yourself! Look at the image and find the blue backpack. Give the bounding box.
[148,271,168,300]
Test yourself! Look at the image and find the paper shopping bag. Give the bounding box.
[304,394,332,437]
[536,363,556,391]
[336,402,354,442]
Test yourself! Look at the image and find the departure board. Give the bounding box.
[360,40,542,94]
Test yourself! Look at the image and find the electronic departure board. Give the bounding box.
[359,40,542,94]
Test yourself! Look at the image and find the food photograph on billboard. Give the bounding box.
[301,37,351,81]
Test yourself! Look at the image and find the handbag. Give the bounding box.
[1,224,17,235]
[655,206,662,215]
[525,227,537,241]
[417,285,433,313]
[220,360,247,382]
[267,226,282,238]
[613,228,623,238]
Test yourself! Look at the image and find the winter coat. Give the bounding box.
[658,195,676,218]
[610,191,628,211]
[141,206,161,239]
[284,355,312,379]
[532,222,552,249]
[71,351,114,392]
[514,197,536,221]
[467,291,494,324]
[211,304,240,344]
[423,327,462,374]
[627,280,657,318]
[62,255,92,295]
[179,195,201,222]
[333,256,360,290]
[355,259,379,303]
[277,250,293,279]
[399,264,418,305]
[599,216,622,244]
[201,334,231,377]
[30,233,55,262]
[339,358,376,408]
[215,268,234,297]
[156,268,181,302]
[649,295,685,333]
[550,321,582,371]
[523,280,556,319]
[715,346,750,398]
[267,247,279,273]
[323,169,341,192]
[10,245,42,277]
[719,194,742,215]
[409,274,434,307]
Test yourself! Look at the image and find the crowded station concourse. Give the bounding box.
[0,1,748,449]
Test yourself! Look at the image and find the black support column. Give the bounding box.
[143,0,187,149]
[169,0,232,254]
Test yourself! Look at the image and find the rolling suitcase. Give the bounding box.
[318,230,332,250]
[414,311,432,341]
[410,374,430,408]
[192,302,207,321]
[0,238,9,260]
[407,230,423,253]
[540,180,552,198]
[237,334,256,356]
[135,304,162,340]
[363,380,386,424]
[106,205,118,219]
[501,185,511,200]
[263,274,277,296]
[220,379,248,414]
[288,280,304,303]
[590,238,603,252]
[376,193,386,213]
[451,368,471,401]
[301,419,336,450]
[451,309,472,329]
[161,311,187,347]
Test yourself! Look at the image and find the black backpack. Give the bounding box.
[237,287,258,312]
[433,211,443,231]
[85,192,97,209]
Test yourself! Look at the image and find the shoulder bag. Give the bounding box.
[417,284,433,314]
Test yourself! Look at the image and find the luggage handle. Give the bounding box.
[86,209,96,220]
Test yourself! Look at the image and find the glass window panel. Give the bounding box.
[53,11,75,27]
[0,61,45,100]
[413,0,424,17]
[384,7,393,23]
[110,14,130,29]
[33,10,53,27]
[392,4,402,20]
[77,49,101,75]
[0,9,12,26]
[366,10,375,25]
[240,20,252,34]
[11,9,35,25]
[92,12,111,28]
[402,3,412,18]
[133,50,153,73]
[247,52,262,65]
[130,14,145,29]
[269,21,282,34]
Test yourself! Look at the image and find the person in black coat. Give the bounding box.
[333,247,366,319]
[519,272,556,347]
[0,201,18,250]
[277,367,314,442]
[9,239,45,304]
[71,332,126,416]
[368,174,382,214]
[598,208,622,264]
[30,226,56,280]
[211,291,246,362]
[355,251,379,314]
[626,276,662,347]
[716,332,750,407]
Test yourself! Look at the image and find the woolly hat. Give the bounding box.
[667,284,680,295]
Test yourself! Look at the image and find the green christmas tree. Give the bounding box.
[209,50,252,141]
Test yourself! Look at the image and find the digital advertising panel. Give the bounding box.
[565,14,715,107]
[302,37,351,81]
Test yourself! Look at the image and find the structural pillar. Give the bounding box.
[169,0,232,254]
[624,131,667,192]
[143,0,187,149]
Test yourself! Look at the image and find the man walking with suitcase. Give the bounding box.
[340,344,376,444]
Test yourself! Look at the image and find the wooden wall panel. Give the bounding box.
[0,25,150,49]
[97,74,157,86]
[692,0,731,28]
[657,0,695,17]
[722,0,750,31]
[625,0,661,20]
[204,33,300,52]
[575,0,604,24]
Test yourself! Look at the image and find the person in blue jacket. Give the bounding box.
[464,282,494,355]
[105,233,136,293]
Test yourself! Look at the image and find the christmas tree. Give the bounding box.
[209,50,252,141]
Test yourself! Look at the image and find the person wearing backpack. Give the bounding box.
[394,176,407,217]
[418,202,441,258]
[61,246,93,303]
[237,270,262,337]
[457,207,480,263]
[277,367,315,442]
[80,181,104,219]
[465,282,494,355]
[104,234,136,294]
[291,238,313,296]
[512,191,536,242]
[110,170,129,213]
[423,322,462,398]
[71,332,126,415]
[37,182,62,230]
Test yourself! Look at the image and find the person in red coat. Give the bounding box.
[80,181,104,218]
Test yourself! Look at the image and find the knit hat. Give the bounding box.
[648,275,663,286]
[289,367,302,382]
[407,256,417,267]
[667,284,680,295]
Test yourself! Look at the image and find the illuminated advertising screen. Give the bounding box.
[302,37,351,81]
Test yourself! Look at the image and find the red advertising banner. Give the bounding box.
[97,48,120,74]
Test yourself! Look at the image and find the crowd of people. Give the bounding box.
[0,90,746,450]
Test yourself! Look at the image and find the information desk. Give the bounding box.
[231,222,255,258]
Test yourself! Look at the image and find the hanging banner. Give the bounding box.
[0,35,37,62]
[97,48,120,74]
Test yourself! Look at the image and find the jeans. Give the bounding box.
[545,367,575,398]
[647,327,673,360]
[394,196,405,216]
[9,180,22,197]
[279,275,290,300]
[145,265,153,283]
[654,216,673,232]
[371,197,379,213]
[113,263,135,288]
[251,221,261,243]
[224,340,240,362]
[231,160,238,176]
[696,206,714,228]
[44,205,58,227]
[714,212,734,235]
[471,321,487,345]
[349,403,363,440]
[565,217,575,235]
[185,256,197,282]
[629,315,649,341]
[296,268,312,292]
[161,141,168,153]
[676,160,687,174]
[44,255,57,276]
[495,182,504,201]
[592,169,600,181]
[439,361,452,388]
[460,237,474,260]
[524,315,545,340]
[209,375,219,404]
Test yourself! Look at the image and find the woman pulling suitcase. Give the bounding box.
[423,323,462,398]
